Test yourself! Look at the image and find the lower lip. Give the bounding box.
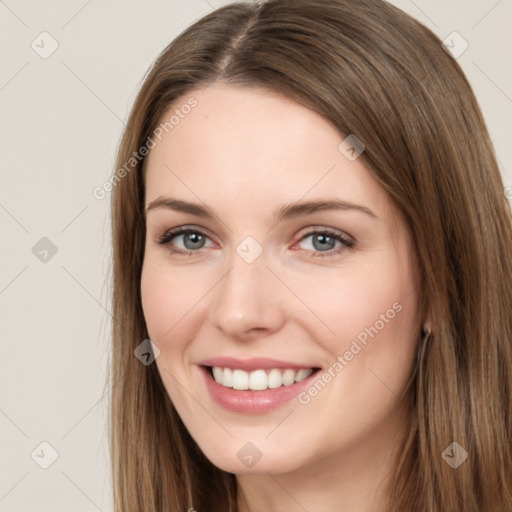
[199,366,319,414]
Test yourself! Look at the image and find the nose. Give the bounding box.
[208,251,286,342]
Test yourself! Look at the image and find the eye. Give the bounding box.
[156,227,214,255]
[155,226,355,258]
[295,228,354,258]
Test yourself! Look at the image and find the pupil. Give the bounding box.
[313,234,335,251]
[185,232,204,249]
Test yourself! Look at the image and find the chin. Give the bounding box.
[194,436,308,475]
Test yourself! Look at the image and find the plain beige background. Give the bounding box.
[1,0,511,510]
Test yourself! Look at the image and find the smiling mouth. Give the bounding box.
[205,366,321,391]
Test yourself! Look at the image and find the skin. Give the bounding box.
[141,83,426,511]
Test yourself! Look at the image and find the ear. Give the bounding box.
[422,302,433,334]
[422,316,432,334]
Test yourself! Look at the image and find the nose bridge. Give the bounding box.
[208,245,285,339]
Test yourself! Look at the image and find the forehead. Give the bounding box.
[144,84,392,221]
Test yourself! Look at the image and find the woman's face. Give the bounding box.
[141,83,421,475]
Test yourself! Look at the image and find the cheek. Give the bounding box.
[140,264,169,340]
[140,259,191,345]
[288,258,419,444]
[290,255,419,366]
[140,256,216,357]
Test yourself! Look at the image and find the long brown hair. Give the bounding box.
[108,0,512,510]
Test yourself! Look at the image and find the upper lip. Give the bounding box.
[199,357,319,372]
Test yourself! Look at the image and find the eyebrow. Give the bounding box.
[145,197,377,221]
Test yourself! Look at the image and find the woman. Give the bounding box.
[108,0,512,510]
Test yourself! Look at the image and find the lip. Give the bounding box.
[198,356,317,372]
[198,363,320,414]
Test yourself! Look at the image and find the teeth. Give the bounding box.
[282,369,296,386]
[249,369,267,391]
[268,368,282,389]
[295,368,313,382]
[211,366,314,390]
[232,369,249,390]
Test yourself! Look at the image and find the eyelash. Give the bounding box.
[155,226,355,258]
